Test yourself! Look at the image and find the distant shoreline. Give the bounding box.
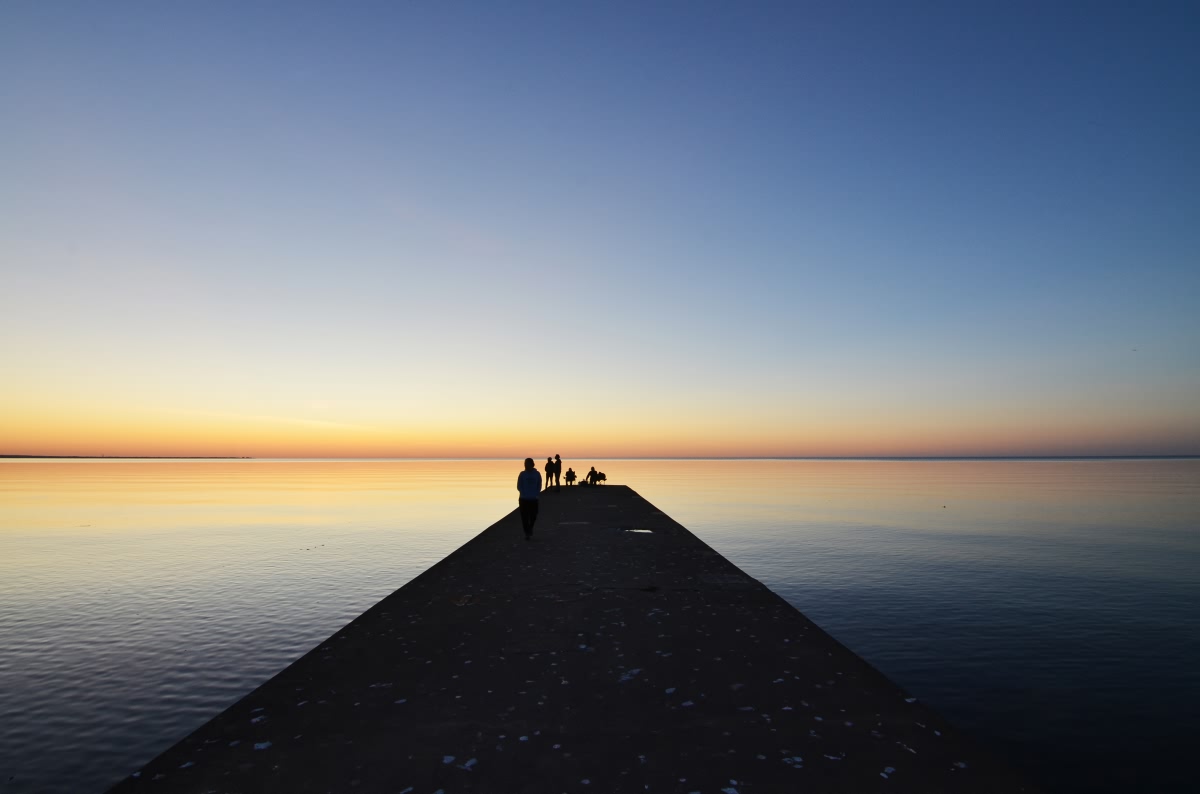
[0,458,253,462]
[3,455,1197,461]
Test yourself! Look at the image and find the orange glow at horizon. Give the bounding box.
[4,399,1197,459]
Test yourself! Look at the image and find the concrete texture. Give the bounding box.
[108,484,1036,793]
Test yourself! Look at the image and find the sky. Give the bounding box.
[2,1,1198,458]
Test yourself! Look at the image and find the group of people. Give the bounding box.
[515,456,608,541]
[539,456,606,492]
[543,455,564,490]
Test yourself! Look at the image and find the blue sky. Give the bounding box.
[2,1,1198,456]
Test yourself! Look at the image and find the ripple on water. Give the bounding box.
[1,459,1198,794]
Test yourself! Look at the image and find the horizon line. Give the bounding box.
[4,454,1199,461]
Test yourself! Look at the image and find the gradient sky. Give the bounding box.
[2,1,1198,457]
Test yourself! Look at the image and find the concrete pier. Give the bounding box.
[108,485,1035,793]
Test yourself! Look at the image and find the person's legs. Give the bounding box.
[519,498,539,539]
[519,499,532,537]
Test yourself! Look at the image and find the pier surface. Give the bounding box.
[110,485,1034,793]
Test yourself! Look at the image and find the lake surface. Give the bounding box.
[1,458,1198,793]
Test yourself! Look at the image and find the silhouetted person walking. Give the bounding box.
[517,457,541,541]
[553,454,562,491]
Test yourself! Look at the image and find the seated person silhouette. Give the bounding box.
[564,467,576,486]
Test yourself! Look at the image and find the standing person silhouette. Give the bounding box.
[544,457,555,491]
[553,454,562,492]
[517,457,542,541]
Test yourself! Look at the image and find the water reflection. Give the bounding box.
[1,458,1198,794]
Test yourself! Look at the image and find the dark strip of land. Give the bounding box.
[108,484,1035,793]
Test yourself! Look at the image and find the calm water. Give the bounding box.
[1,459,1198,793]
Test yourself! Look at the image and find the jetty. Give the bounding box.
[108,485,1034,793]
